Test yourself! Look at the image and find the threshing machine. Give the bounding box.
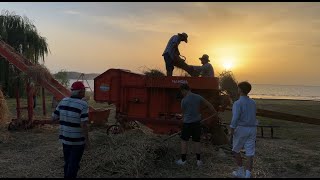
[94,69,230,135]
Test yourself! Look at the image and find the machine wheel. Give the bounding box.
[8,121,16,131]
[107,125,123,135]
[201,126,213,141]
[128,120,140,129]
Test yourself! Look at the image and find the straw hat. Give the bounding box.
[178,32,188,43]
[199,54,210,62]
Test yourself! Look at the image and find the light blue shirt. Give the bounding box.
[230,96,257,129]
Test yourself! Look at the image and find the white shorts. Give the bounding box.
[232,126,257,156]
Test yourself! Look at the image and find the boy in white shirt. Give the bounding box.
[230,81,257,178]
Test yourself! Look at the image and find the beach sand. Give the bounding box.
[0,98,319,178]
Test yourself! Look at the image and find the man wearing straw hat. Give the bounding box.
[192,54,214,77]
[162,32,188,76]
[175,83,217,167]
[52,81,90,178]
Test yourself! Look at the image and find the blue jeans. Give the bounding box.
[63,144,85,178]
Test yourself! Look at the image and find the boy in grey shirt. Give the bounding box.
[175,83,217,166]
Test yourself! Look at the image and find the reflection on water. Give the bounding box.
[250,84,320,101]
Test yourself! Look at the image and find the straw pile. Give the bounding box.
[79,129,171,178]
[143,68,165,77]
[77,127,239,178]
[218,70,239,103]
[0,89,11,128]
[26,64,52,82]
[0,89,12,143]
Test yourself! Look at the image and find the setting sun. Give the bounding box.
[222,56,235,70]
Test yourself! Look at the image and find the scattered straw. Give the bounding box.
[79,129,169,178]
[143,68,165,77]
[1,122,319,178]
[0,89,11,128]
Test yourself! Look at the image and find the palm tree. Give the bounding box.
[0,10,50,97]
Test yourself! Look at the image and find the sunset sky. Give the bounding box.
[1,2,320,86]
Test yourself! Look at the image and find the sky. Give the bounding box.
[1,2,320,86]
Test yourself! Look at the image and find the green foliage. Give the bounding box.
[0,10,50,97]
[219,70,239,103]
[54,69,70,88]
[0,10,50,63]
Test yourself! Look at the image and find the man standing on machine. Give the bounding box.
[162,32,188,76]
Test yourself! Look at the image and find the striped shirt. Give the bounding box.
[162,35,181,60]
[52,97,89,145]
[230,96,258,129]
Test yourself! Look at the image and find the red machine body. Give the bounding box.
[94,69,222,134]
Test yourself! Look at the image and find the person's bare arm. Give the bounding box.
[81,121,90,150]
[201,98,218,116]
[80,103,90,150]
[51,104,60,123]
[172,42,181,61]
[229,103,240,144]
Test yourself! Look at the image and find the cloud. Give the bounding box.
[61,3,320,46]
[82,3,251,37]
[63,10,81,15]
[87,13,187,34]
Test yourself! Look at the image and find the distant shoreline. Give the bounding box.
[252,98,320,102]
[67,78,320,102]
[252,84,320,87]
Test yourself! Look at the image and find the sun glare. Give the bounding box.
[222,57,235,70]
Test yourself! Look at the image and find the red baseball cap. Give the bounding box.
[71,81,86,90]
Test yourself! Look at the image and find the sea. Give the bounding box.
[69,79,320,101]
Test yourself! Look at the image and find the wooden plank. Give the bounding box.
[256,108,320,125]
[225,107,320,125]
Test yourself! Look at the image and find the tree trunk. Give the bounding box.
[0,58,25,98]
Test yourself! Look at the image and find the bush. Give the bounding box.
[219,70,239,103]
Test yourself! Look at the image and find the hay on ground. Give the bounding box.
[79,129,169,178]
[78,127,239,178]
[0,89,11,128]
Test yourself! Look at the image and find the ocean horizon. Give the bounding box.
[69,79,320,102]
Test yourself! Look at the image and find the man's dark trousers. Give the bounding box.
[63,144,85,178]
